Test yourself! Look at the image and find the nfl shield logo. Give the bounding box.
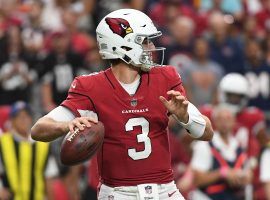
[108,195,114,200]
[130,98,137,107]
[145,185,152,194]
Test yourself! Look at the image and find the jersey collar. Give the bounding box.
[104,67,150,103]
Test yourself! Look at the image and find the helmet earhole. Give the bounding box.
[112,47,116,51]
[123,55,131,63]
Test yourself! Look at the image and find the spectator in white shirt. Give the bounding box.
[190,105,252,200]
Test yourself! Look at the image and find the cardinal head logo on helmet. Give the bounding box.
[105,17,133,38]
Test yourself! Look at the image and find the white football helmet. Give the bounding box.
[96,9,165,71]
[219,73,249,114]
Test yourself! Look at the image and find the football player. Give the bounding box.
[31,9,213,200]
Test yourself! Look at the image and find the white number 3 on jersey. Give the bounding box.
[125,117,152,160]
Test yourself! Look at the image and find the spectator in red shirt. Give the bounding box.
[165,16,195,69]
[149,0,195,29]
[255,0,270,39]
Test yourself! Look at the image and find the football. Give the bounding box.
[60,121,105,165]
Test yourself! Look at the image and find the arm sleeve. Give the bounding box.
[46,106,75,122]
[173,102,206,138]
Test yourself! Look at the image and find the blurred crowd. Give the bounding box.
[0,0,270,200]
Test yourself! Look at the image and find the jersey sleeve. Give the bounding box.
[247,107,266,135]
[61,77,95,117]
[162,66,186,97]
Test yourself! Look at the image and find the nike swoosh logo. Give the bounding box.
[168,191,177,197]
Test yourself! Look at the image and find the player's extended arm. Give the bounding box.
[31,116,70,142]
[160,90,214,141]
[31,106,97,142]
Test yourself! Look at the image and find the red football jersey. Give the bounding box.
[61,66,186,187]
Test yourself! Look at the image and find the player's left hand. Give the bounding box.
[160,90,189,123]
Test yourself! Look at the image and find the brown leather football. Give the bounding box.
[60,121,105,165]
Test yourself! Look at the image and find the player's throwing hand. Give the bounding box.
[159,90,189,123]
[68,117,98,133]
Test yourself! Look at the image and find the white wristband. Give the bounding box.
[173,103,206,138]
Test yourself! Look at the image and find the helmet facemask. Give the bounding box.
[133,32,165,71]
[221,92,248,114]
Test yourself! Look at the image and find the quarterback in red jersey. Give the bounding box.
[31,9,213,200]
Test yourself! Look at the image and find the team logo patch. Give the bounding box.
[145,185,152,194]
[130,98,138,107]
[105,17,133,38]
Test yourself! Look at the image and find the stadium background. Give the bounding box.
[0,0,270,199]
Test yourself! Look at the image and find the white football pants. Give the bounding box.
[98,181,185,200]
